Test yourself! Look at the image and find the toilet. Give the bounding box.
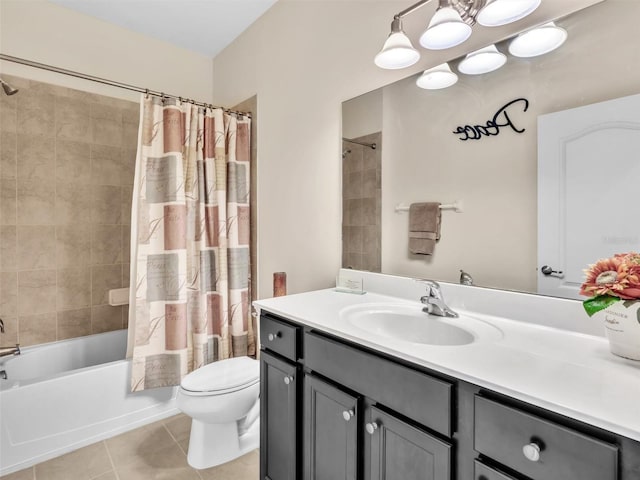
[176,356,260,469]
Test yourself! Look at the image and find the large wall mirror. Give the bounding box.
[342,0,640,300]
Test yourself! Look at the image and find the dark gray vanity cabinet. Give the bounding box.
[365,405,451,480]
[260,311,640,480]
[304,374,359,480]
[260,314,302,480]
[303,329,453,480]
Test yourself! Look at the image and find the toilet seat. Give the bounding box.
[180,356,259,396]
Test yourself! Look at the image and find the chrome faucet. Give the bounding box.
[419,280,458,318]
[459,269,474,286]
[0,319,20,357]
[0,344,20,358]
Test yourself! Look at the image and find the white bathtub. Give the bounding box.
[0,329,178,476]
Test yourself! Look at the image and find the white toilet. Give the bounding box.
[176,356,260,469]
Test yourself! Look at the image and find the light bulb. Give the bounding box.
[509,22,568,58]
[416,63,459,90]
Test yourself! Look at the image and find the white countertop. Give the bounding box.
[254,277,640,442]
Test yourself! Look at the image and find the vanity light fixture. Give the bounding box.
[458,44,506,74]
[375,0,541,69]
[374,17,421,69]
[508,22,568,58]
[416,63,459,89]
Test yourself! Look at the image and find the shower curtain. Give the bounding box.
[127,95,254,392]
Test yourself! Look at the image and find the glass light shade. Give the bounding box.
[419,7,472,50]
[477,0,541,27]
[416,63,459,90]
[375,31,421,69]
[508,22,568,58]
[458,45,507,75]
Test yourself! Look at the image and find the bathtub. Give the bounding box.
[0,329,178,476]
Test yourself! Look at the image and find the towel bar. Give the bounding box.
[395,200,463,213]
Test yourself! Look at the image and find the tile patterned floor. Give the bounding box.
[1,414,258,480]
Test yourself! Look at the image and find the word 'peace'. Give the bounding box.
[453,98,529,141]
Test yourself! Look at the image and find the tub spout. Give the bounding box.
[0,344,20,357]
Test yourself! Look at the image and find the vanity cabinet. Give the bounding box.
[365,405,451,480]
[304,374,359,480]
[259,310,640,480]
[260,314,302,480]
[302,330,453,480]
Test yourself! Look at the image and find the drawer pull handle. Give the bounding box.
[268,332,281,341]
[522,442,541,462]
[365,422,378,435]
[283,375,294,385]
[342,410,354,421]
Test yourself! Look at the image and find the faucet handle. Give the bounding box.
[0,317,4,333]
[415,279,442,299]
[414,278,440,290]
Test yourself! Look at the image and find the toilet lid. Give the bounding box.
[181,356,259,393]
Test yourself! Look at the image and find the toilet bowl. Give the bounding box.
[176,356,260,469]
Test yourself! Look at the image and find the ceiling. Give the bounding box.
[48,0,278,58]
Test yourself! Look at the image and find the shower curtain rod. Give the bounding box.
[342,137,377,150]
[0,53,251,118]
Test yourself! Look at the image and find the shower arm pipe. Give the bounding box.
[0,53,251,118]
[342,137,377,150]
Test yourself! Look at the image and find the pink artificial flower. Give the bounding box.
[580,253,640,300]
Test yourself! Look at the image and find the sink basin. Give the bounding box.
[340,303,501,346]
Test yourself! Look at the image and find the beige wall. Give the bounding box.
[342,90,382,140]
[0,0,213,103]
[211,0,602,297]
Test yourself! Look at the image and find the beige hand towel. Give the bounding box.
[409,202,441,255]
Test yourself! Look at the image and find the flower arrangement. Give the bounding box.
[580,252,640,316]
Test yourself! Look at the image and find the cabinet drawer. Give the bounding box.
[260,313,300,361]
[304,331,453,437]
[474,460,518,480]
[474,396,618,480]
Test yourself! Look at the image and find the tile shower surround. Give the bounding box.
[342,132,382,272]
[0,74,137,347]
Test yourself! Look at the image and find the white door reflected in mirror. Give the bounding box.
[537,93,640,299]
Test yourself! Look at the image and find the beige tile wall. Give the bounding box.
[0,74,137,347]
[342,132,381,272]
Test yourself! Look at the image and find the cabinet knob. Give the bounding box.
[268,331,281,341]
[365,422,378,435]
[342,410,354,421]
[522,442,541,462]
[283,375,294,385]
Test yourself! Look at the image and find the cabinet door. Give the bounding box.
[261,351,299,480]
[304,374,359,480]
[365,406,451,480]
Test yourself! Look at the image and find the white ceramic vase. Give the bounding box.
[601,300,640,360]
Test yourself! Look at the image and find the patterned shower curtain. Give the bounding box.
[127,95,254,392]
